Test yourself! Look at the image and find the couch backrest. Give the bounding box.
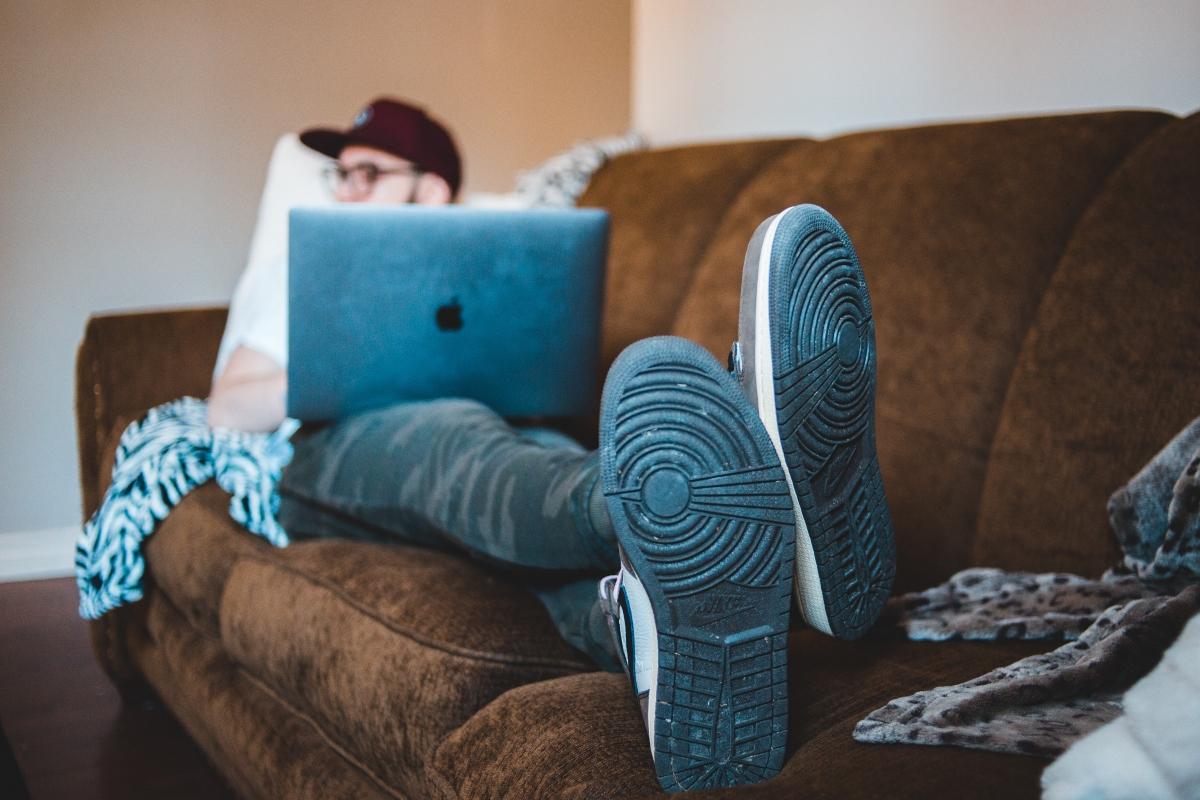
[580,110,1199,590]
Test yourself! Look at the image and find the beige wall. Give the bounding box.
[8,0,1195,562]
[634,0,1200,144]
[0,0,631,537]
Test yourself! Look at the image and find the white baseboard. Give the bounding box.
[0,526,79,582]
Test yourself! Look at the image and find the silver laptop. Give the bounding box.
[287,205,608,422]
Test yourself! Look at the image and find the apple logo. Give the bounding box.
[436,298,463,331]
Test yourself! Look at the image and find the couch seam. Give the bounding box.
[666,140,797,331]
[144,588,409,800]
[132,598,260,799]
[423,760,461,800]
[218,564,575,800]
[970,112,1177,558]
[238,554,595,672]
[237,667,410,800]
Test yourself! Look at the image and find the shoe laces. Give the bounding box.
[599,572,620,614]
[728,340,744,379]
[598,571,630,673]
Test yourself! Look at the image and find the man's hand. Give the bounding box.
[207,346,287,432]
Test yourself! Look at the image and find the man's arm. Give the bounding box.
[207,345,287,432]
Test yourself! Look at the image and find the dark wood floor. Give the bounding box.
[0,578,235,799]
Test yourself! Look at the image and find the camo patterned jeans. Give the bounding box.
[277,398,622,671]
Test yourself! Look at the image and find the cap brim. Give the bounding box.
[298,128,349,159]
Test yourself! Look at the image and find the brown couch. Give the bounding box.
[76,109,1200,798]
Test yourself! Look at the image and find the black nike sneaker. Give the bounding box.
[729,204,896,640]
[598,335,795,792]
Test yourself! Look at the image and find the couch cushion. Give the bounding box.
[660,112,1170,590]
[99,421,596,796]
[580,139,795,372]
[133,589,400,799]
[590,109,1171,592]
[431,629,1052,799]
[975,111,1200,575]
[217,540,593,796]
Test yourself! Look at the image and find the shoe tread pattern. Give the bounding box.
[600,337,792,792]
[655,631,788,791]
[770,209,896,639]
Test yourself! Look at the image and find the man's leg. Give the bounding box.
[530,577,624,673]
[278,399,622,673]
[278,398,617,572]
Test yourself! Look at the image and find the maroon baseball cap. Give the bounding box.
[300,98,463,197]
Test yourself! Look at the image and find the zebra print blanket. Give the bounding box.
[76,397,299,619]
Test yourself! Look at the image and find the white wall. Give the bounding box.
[0,0,631,575]
[633,0,1200,144]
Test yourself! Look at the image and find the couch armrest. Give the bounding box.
[75,307,228,520]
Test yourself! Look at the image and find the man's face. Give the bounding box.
[332,144,450,205]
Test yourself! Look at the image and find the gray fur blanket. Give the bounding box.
[854,417,1200,760]
[1042,611,1200,799]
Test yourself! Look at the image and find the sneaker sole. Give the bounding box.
[738,205,896,640]
[600,336,794,793]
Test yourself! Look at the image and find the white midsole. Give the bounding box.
[753,210,833,636]
[621,565,659,755]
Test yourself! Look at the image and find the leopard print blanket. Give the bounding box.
[854,417,1200,758]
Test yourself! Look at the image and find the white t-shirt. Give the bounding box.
[213,134,334,382]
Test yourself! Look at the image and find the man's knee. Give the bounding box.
[350,397,498,427]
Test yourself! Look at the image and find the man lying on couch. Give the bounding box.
[206,96,898,793]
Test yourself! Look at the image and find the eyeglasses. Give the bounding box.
[322,162,423,197]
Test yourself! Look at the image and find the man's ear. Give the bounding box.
[415,172,453,205]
